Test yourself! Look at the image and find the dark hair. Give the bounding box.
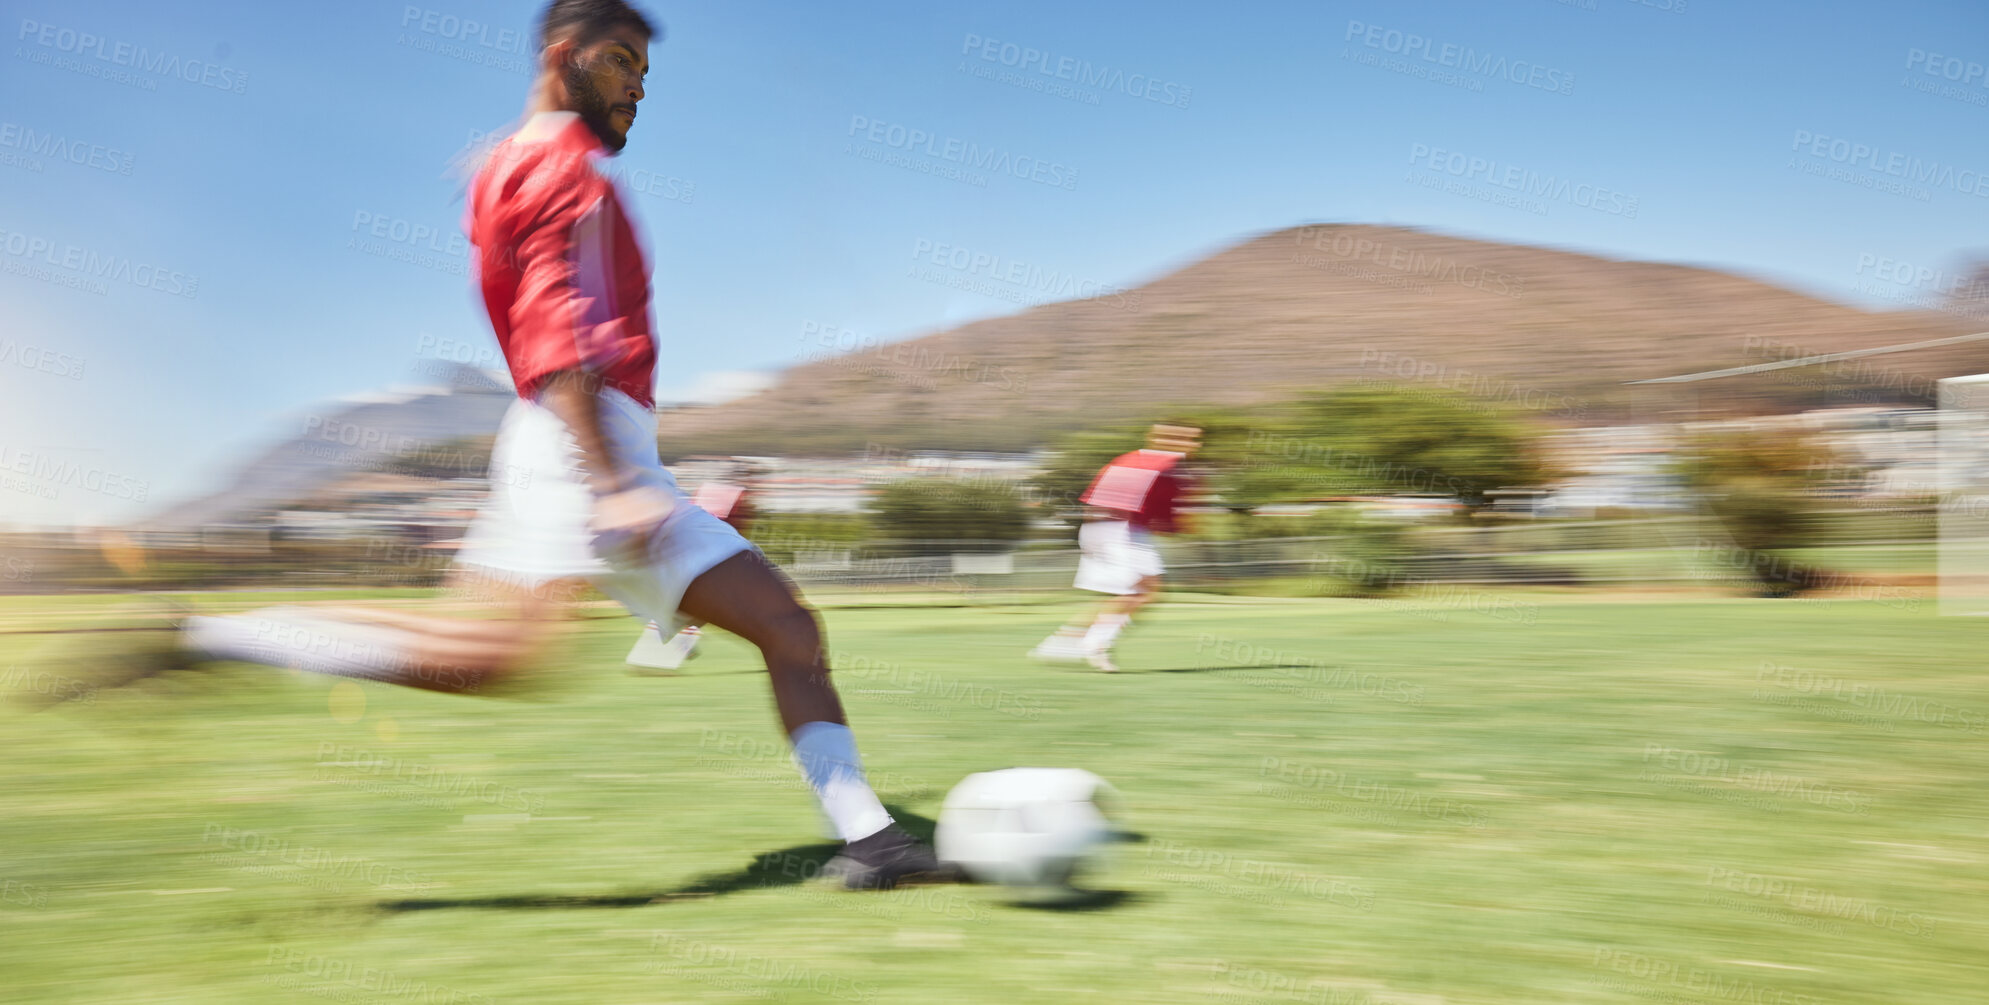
[538,0,660,52]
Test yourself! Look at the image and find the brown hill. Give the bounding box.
[655,224,1989,455]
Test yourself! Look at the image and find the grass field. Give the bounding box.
[2,587,1983,1003]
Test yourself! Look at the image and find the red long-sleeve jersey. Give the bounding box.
[1080,449,1190,533]
[466,112,657,407]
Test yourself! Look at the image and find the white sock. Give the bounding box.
[790,721,892,842]
[183,610,443,687]
[1083,613,1130,651]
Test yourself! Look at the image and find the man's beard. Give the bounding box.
[564,60,627,153]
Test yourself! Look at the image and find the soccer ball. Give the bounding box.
[936,767,1115,887]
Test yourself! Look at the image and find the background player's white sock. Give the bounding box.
[790,721,893,842]
[184,610,444,687]
[1083,613,1130,652]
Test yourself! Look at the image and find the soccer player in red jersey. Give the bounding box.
[1031,423,1201,672]
[151,0,948,889]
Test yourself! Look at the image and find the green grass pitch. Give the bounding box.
[1,589,1982,1003]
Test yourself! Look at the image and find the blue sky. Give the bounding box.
[3,0,1986,525]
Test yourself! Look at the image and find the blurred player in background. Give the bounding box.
[627,458,759,671]
[1030,423,1200,672]
[101,0,950,890]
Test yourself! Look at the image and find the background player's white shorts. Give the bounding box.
[454,388,753,631]
[1072,519,1163,595]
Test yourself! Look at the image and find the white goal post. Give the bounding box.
[1939,374,1989,615]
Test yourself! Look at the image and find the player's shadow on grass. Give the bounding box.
[1009,889,1137,912]
[377,809,937,913]
[1143,662,1320,675]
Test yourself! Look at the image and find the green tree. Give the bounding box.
[867,477,1030,554]
[1675,427,1857,597]
[1206,384,1554,515]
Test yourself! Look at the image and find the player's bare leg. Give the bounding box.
[678,550,955,888]
[677,551,843,733]
[175,573,567,695]
[1078,575,1160,672]
[1033,575,1160,671]
[26,537,560,703]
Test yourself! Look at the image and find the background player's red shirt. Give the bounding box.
[1080,450,1190,533]
[691,480,755,532]
[467,112,657,407]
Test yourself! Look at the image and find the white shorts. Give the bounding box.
[454,389,754,631]
[1072,519,1163,596]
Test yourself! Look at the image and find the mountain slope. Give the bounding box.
[143,364,514,529]
[654,224,1989,454]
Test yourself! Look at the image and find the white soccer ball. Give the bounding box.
[936,767,1115,887]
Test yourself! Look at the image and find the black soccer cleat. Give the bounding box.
[818,825,963,891]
